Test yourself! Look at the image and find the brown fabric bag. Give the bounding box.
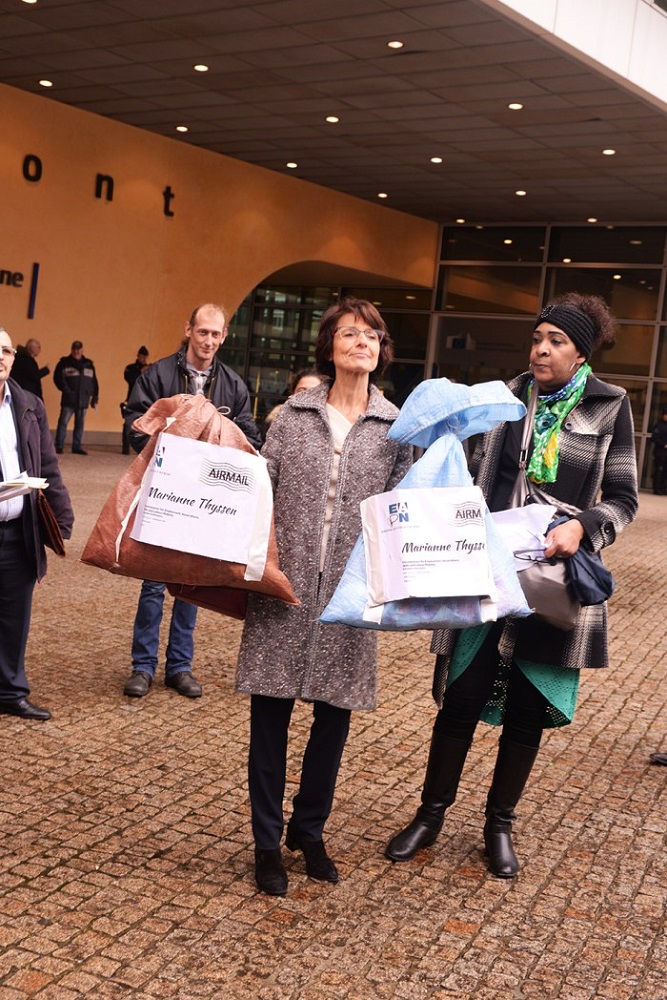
[81,394,299,609]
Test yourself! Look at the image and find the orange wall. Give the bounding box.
[0,83,438,435]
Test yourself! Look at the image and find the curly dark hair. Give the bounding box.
[547,293,616,351]
[315,297,394,382]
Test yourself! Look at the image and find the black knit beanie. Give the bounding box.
[535,304,596,359]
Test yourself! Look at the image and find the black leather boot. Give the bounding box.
[385,733,471,862]
[483,739,539,879]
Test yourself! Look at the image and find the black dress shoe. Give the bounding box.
[255,848,288,896]
[123,671,152,697]
[55,447,63,454]
[649,752,667,766]
[285,827,339,883]
[72,448,88,455]
[0,698,51,721]
[165,672,202,698]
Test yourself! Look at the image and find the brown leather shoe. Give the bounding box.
[165,672,202,698]
[123,671,152,698]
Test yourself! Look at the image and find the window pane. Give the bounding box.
[437,265,541,314]
[252,307,323,350]
[656,328,667,376]
[591,324,654,377]
[433,316,533,384]
[255,286,337,307]
[385,313,429,360]
[549,226,666,264]
[441,226,546,262]
[343,286,432,310]
[248,349,317,425]
[648,382,667,427]
[545,268,660,320]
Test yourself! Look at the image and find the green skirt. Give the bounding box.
[448,622,579,729]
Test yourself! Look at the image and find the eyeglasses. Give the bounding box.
[335,326,385,344]
[0,346,17,358]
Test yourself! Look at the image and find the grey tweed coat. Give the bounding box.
[236,380,413,711]
[431,371,638,697]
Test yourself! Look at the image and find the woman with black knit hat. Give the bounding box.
[386,293,638,879]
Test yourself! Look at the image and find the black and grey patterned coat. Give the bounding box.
[432,370,638,687]
[236,380,413,711]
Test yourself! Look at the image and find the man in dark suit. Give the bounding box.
[0,326,74,720]
[10,338,50,399]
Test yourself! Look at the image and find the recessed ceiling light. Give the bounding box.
[602,148,616,156]
[587,217,598,223]
[503,239,513,245]
[405,295,416,301]
[455,218,466,224]
[39,79,53,88]
[430,156,443,164]
[613,274,622,280]
[286,161,298,169]
[175,125,189,133]
[22,1,38,5]
[377,192,388,199]
[629,239,643,245]
[515,190,527,197]
[325,115,339,123]
[387,40,404,49]
[562,258,572,264]
[372,300,383,306]
[508,102,523,110]
[193,64,209,72]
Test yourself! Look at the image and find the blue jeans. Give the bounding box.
[55,406,87,452]
[131,581,198,679]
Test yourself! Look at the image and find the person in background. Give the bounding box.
[0,326,73,721]
[121,346,150,454]
[386,293,638,880]
[122,303,261,701]
[235,298,413,897]
[263,368,323,438]
[649,407,667,495]
[10,339,50,400]
[54,340,98,455]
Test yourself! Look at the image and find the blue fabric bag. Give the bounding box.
[320,378,532,631]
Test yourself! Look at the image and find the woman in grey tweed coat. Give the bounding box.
[386,293,638,880]
[236,298,412,896]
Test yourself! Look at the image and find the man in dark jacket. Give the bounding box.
[0,327,74,721]
[121,346,150,454]
[122,303,260,700]
[10,339,50,399]
[54,340,99,455]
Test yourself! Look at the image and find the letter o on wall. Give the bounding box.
[23,154,43,182]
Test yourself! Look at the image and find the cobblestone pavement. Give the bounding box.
[0,452,665,999]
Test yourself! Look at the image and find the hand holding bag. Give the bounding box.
[507,385,581,630]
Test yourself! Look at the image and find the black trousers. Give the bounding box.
[0,520,36,703]
[249,694,351,850]
[434,623,549,749]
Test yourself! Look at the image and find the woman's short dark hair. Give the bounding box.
[549,293,616,351]
[315,297,394,382]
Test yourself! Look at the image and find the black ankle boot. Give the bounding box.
[484,739,539,879]
[285,827,338,883]
[385,734,471,862]
[254,847,288,896]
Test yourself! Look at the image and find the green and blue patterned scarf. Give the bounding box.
[527,363,591,484]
